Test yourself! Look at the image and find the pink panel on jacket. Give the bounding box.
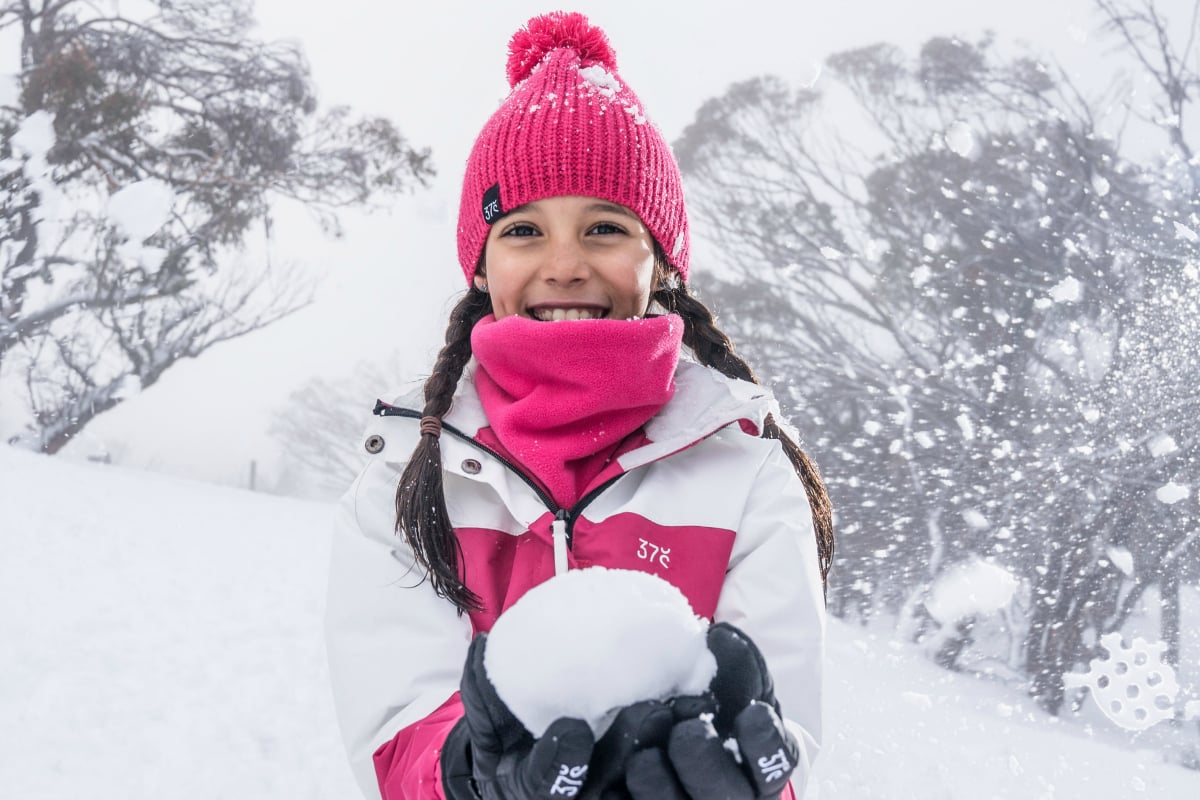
[458,513,558,633]
[457,512,736,632]
[374,692,463,800]
[570,513,735,620]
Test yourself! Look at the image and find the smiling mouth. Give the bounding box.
[529,307,607,321]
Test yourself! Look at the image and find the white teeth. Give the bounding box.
[535,308,603,321]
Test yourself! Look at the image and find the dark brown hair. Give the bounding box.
[395,261,834,614]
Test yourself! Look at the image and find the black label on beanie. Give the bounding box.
[482,183,503,224]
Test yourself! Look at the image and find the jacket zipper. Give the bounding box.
[374,401,626,569]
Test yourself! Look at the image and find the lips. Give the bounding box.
[529,307,607,321]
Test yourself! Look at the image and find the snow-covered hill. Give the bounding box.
[3,445,1198,798]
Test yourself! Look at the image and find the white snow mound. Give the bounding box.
[485,567,716,737]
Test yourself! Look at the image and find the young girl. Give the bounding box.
[326,12,834,800]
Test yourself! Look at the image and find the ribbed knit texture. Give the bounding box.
[457,11,690,283]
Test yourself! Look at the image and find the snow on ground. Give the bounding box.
[1,446,355,799]
[3,445,1199,799]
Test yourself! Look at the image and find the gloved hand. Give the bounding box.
[622,623,800,800]
[442,633,596,800]
[580,695,715,800]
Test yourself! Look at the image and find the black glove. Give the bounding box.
[580,695,715,800]
[442,633,596,800]
[623,623,800,800]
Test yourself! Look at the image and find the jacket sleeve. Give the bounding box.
[713,440,825,798]
[326,451,474,800]
[373,693,466,800]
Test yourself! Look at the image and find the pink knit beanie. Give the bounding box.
[456,11,690,284]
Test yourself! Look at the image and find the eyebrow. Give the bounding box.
[584,201,638,220]
[507,200,638,220]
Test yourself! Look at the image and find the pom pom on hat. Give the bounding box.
[457,11,691,284]
[506,11,616,87]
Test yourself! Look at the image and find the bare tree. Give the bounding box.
[270,354,412,500]
[1097,0,1200,199]
[0,0,433,451]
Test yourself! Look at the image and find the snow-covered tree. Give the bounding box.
[0,0,433,452]
[269,354,409,500]
[676,0,1199,713]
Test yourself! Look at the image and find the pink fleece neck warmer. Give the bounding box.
[470,313,684,508]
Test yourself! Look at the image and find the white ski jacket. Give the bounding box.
[325,359,825,799]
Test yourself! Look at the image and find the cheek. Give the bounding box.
[489,285,521,319]
[631,258,656,302]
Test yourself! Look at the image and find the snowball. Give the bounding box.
[925,558,1018,624]
[944,121,977,158]
[108,180,177,242]
[485,567,716,737]
[1091,174,1110,197]
[1048,276,1082,303]
[922,233,942,252]
[911,264,932,287]
[913,431,935,449]
[956,414,975,441]
[1147,434,1178,458]
[863,420,882,436]
[1174,221,1199,243]
[1105,546,1134,576]
[1155,482,1190,505]
[962,510,990,530]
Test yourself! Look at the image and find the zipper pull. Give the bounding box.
[552,510,569,576]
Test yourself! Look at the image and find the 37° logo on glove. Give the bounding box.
[549,764,588,796]
[757,749,791,783]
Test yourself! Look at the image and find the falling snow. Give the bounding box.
[945,121,977,158]
[1155,482,1191,505]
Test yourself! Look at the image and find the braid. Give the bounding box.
[394,288,492,613]
[656,281,836,589]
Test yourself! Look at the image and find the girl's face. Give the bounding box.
[478,195,658,322]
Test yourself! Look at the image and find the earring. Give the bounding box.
[480,282,488,293]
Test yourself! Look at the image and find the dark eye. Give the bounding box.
[502,222,539,237]
[590,222,625,235]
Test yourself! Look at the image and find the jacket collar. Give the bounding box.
[389,358,776,465]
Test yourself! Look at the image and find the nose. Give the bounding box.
[541,238,590,285]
